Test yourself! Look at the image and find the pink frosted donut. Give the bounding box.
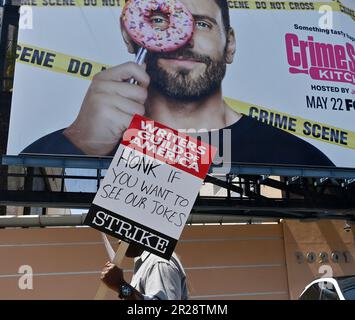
[121,0,194,52]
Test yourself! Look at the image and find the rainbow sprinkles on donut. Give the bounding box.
[121,0,194,53]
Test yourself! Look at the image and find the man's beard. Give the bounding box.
[146,49,227,102]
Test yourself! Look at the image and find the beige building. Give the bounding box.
[0,219,354,300]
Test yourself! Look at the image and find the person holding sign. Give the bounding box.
[85,114,207,299]
[100,244,189,300]
[22,0,334,168]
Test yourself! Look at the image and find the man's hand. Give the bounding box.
[101,261,144,300]
[64,62,150,156]
[100,261,124,293]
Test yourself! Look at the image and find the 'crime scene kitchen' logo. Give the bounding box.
[285,33,355,85]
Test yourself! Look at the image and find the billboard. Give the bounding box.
[6,0,355,173]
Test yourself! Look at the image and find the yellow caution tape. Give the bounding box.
[16,43,110,80]
[19,0,354,22]
[225,97,355,150]
[20,0,125,7]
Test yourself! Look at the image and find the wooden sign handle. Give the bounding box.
[94,240,130,300]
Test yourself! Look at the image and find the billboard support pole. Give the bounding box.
[94,241,129,300]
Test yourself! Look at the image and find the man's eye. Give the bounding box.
[195,21,211,30]
[150,15,169,29]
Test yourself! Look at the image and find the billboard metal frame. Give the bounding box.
[3,154,355,179]
[1,155,355,222]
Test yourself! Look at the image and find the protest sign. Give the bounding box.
[85,114,217,260]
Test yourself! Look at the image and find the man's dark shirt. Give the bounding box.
[21,116,335,167]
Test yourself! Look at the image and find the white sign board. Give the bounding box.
[85,115,216,259]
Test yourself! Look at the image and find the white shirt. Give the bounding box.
[130,251,189,300]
